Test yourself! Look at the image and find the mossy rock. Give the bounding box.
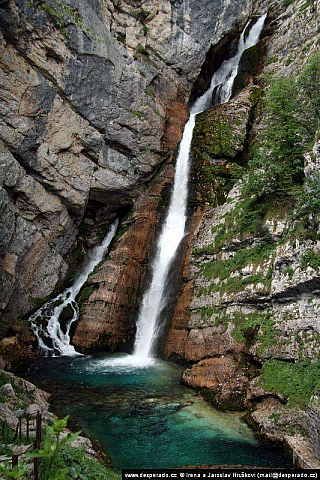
[193,111,235,158]
[78,286,95,304]
[233,42,265,95]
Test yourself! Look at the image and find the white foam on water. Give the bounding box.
[29,219,119,356]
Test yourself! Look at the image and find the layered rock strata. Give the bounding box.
[0,0,252,358]
[73,160,179,352]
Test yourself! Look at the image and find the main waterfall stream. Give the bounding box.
[110,13,267,367]
[24,14,291,470]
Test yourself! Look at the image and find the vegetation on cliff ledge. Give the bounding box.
[260,359,320,408]
[243,52,320,227]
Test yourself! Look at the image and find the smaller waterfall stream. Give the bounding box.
[29,219,118,356]
[131,14,267,365]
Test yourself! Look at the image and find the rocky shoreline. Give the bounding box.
[0,370,109,470]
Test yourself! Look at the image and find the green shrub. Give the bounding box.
[60,446,120,479]
[0,462,27,479]
[129,110,146,119]
[300,249,320,270]
[260,359,320,408]
[28,415,120,480]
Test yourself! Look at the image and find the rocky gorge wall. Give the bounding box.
[164,0,320,467]
[0,0,252,364]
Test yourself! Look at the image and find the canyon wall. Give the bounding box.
[165,0,319,466]
[0,0,252,362]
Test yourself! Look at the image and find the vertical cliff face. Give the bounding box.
[164,0,319,466]
[0,0,252,361]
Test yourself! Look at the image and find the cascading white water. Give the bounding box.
[29,218,119,356]
[131,14,267,365]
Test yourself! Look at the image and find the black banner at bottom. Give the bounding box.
[122,469,319,480]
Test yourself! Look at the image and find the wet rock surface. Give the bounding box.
[73,161,177,352]
[0,0,251,362]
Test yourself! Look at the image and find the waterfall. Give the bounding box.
[29,218,119,356]
[131,14,267,364]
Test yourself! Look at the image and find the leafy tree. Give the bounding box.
[243,52,319,204]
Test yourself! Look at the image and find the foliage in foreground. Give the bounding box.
[0,415,120,480]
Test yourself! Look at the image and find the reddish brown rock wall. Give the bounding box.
[73,163,177,352]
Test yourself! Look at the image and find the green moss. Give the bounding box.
[284,267,294,279]
[116,33,126,44]
[300,250,320,270]
[37,0,101,40]
[78,286,94,303]
[300,0,314,10]
[260,359,320,408]
[135,44,149,57]
[137,8,149,24]
[145,86,155,98]
[231,312,273,343]
[114,225,129,242]
[0,370,11,387]
[270,411,282,422]
[191,115,244,206]
[129,110,146,119]
[200,306,216,320]
[193,244,216,257]
[194,113,235,158]
[199,240,275,281]
[97,224,110,242]
[208,197,272,252]
[266,56,279,66]
[219,271,272,295]
[196,270,272,298]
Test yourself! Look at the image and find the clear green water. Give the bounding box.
[24,354,291,470]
